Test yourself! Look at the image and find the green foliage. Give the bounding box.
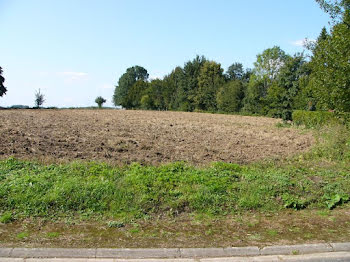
[292,110,346,128]
[0,66,7,97]
[181,55,207,111]
[195,61,225,111]
[17,232,29,239]
[95,96,106,108]
[243,46,290,115]
[316,0,350,25]
[125,80,149,109]
[113,66,149,108]
[47,232,60,238]
[0,212,13,223]
[226,62,244,80]
[34,89,45,108]
[217,80,244,113]
[282,194,307,210]
[266,54,310,121]
[324,193,350,209]
[109,32,347,122]
[308,12,350,111]
[253,46,289,90]
[107,221,125,228]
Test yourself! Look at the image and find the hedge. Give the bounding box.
[292,110,350,128]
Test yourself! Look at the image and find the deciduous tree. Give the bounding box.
[0,67,7,97]
[95,96,107,108]
[113,66,149,108]
[35,89,45,108]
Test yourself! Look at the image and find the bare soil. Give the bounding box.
[0,109,313,165]
[1,208,350,248]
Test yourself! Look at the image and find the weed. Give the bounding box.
[16,232,29,239]
[107,221,125,228]
[292,250,300,255]
[47,232,60,238]
[0,212,13,224]
[267,229,278,237]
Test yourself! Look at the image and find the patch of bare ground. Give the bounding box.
[0,109,313,165]
[1,208,350,248]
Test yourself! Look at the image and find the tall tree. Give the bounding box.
[243,47,289,114]
[308,13,350,111]
[316,0,350,27]
[253,46,289,94]
[163,67,185,110]
[179,55,207,111]
[125,80,149,109]
[266,53,310,120]
[0,67,7,97]
[226,62,244,80]
[195,61,225,111]
[217,80,244,112]
[113,66,149,108]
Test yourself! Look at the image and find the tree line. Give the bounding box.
[1,1,348,116]
[113,0,349,120]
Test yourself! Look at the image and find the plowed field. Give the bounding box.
[0,109,313,165]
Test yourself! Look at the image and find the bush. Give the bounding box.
[10,105,30,109]
[292,110,348,128]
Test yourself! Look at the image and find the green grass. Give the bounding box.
[0,125,349,223]
[16,232,29,239]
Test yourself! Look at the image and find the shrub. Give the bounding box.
[291,110,348,128]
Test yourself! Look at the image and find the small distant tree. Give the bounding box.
[34,89,45,108]
[0,66,7,97]
[95,96,106,108]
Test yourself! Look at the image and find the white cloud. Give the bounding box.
[58,71,88,81]
[291,38,316,48]
[291,39,307,47]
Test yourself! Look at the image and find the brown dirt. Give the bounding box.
[1,208,350,248]
[0,109,314,165]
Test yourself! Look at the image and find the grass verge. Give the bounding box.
[0,123,349,247]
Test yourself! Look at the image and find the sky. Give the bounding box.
[0,0,330,108]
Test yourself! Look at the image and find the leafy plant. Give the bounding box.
[0,212,13,223]
[324,193,350,210]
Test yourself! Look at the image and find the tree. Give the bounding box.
[316,0,350,27]
[125,80,149,109]
[226,62,244,80]
[0,67,7,97]
[95,96,106,108]
[34,89,45,108]
[195,61,225,111]
[113,66,149,108]
[266,53,309,120]
[179,55,207,111]
[162,67,185,110]
[254,46,289,94]
[308,14,350,111]
[147,79,166,110]
[217,80,244,112]
[243,47,289,114]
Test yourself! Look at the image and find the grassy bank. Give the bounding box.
[0,124,349,223]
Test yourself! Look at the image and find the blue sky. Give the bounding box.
[0,0,330,107]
